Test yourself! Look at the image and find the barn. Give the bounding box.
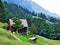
[8,19,28,34]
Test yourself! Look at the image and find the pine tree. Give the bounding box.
[0,0,9,22]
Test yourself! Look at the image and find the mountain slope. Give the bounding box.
[2,0,60,19]
[3,1,60,23]
[3,1,27,18]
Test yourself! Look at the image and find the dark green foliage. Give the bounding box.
[12,17,21,24]
[38,13,46,19]
[28,17,57,39]
[30,23,37,36]
[26,14,34,26]
[0,0,6,22]
[49,17,58,22]
[26,14,59,39]
[4,1,31,19]
[0,0,10,23]
[31,11,37,16]
[54,23,60,39]
[12,17,24,31]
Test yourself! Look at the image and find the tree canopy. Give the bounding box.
[12,17,24,31]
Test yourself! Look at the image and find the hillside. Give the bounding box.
[1,1,60,40]
[3,1,31,19]
[3,0,60,22]
[2,0,60,17]
[0,0,60,45]
[1,1,60,39]
[0,28,22,45]
[0,28,60,45]
[3,1,60,23]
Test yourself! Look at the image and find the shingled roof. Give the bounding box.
[9,19,28,27]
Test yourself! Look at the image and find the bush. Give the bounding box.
[0,22,8,29]
[3,23,8,29]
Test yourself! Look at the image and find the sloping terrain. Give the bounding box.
[3,1,60,23]
[15,34,60,45]
[0,28,24,45]
[3,0,60,19]
[0,28,60,45]
[0,0,60,45]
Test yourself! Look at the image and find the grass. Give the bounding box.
[0,28,60,45]
[15,34,60,45]
[0,28,25,45]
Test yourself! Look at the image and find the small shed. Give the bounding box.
[29,37,37,43]
[8,19,28,34]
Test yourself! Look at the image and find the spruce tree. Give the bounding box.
[0,0,9,22]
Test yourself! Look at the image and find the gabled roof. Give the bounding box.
[9,19,28,27]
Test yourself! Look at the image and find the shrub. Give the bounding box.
[0,22,8,29]
[3,23,8,29]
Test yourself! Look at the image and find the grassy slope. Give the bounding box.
[0,28,25,45]
[15,34,60,45]
[0,28,60,45]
